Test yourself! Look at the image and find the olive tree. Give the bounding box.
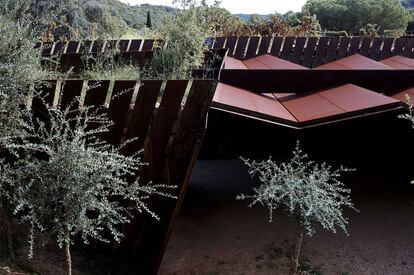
[237,142,357,274]
[1,99,176,275]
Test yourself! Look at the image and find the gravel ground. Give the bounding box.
[159,160,414,275]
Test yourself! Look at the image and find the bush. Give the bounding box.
[237,142,357,274]
[1,97,176,274]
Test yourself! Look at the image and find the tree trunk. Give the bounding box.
[64,227,72,275]
[5,216,15,262]
[290,226,304,275]
[0,202,15,262]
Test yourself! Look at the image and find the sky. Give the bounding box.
[119,0,307,14]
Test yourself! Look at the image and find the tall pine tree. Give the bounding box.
[146,10,152,28]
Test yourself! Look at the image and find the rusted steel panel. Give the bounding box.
[257,36,271,55]
[402,38,414,58]
[66,41,79,54]
[393,38,406,55]
[291,37,307,64]
[141,80,188,181]
[91,40,104,53]
[219,69,414,95]
[270,37,283,57]
[379,38,394,60]
[391,87,414,102]
[244,54,308,69]
[128,39,142,52]
[245,36,260,59]
[302,37,318,68]
[369,37,383,60]
[281,93,344,122]
[212,82,297,123]
[225,36,238,57]
[106,81,137,145]
[243,57,267,69]
[359,37,372,56]
[380,55,414,69]
[78,40,92,53]
[104,40,117,52]
[325,36,340,63]
[141,39,154,51]
[280,37,295,61]
[312,37,329,67]
[315,54,391,70]
[52,41,66,55]
[119,39,130,52]
[59,80,83,111]
[124,80,163,153]
[348,37,362,56]
[84,80,110,107]
[336,37,351,60]
[31,81,57,125]
[213,37,226,49]
[223,56,248,69]
[318,83,400,112]
[41,42,53,56]
[153,80,218,274]
[234,36,249,59]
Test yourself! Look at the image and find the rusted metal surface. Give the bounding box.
[212,83,297,124]
[124,80,163,153]
[220,69,414,95]
[315,54,392,70]
[32,78,219,275]
[224,54,308,70]
[59,80,83,110]
[208,36,414,68]
[391,87,414,102]
[244,54,308,69]
[223,56,248,69]
[212,82,404,128]
[281,93,344,122]
[317,84,400,112]
[106,81,137,145]
[380,55,414,69]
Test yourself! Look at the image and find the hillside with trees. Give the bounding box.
[305,0,410,36]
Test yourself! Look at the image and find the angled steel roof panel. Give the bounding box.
[318,84,400,112]
[212,82,403,128]
[244,54,308,70]
[212,83,297,123]
[380,55,414,69]
[315,54,392,70]
[391,87,414,102]
[223,56,248,69]
[280,93,345,122]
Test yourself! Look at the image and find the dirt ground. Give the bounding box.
[159,160,414,275]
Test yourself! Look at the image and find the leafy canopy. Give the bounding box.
[305,0,410,35]
[1,98,176,258]
[237,142,357,236]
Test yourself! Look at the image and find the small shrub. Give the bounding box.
[237,142,357,274]
[1,97,176,275]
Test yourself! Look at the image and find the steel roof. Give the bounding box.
[380,56,414,69]
[212,82,402,128]
[223,54,308,70]
[315,54,392,70]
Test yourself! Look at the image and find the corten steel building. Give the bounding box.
[35,36,414,274]
[201,36,414,190]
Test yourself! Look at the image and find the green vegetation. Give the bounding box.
[1,99,176,274]
[238,142,356,274]
[305,0,410,35]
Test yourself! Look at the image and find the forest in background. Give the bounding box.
[7,0,414,42]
